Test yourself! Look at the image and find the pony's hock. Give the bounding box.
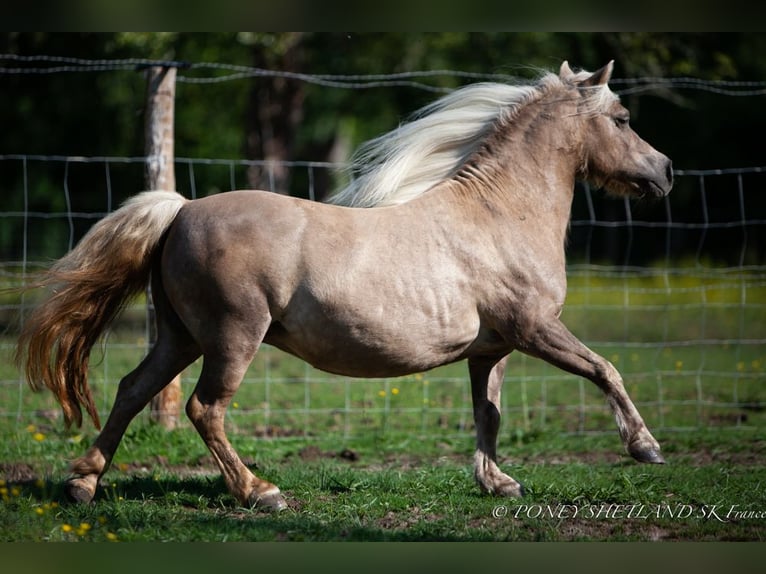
[17,61,672,508]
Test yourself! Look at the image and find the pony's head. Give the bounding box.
[327,61,673,208]
[560,60,673,198]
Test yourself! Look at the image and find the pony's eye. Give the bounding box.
[613,116,629,128]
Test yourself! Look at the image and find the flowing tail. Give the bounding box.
[15,190,188,429]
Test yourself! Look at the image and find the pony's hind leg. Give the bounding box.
[185,346,287,512]
[66,333,200,503]
[469,355,524,497]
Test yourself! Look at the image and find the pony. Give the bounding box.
[16,61,672,511]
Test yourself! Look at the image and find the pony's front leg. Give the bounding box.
[469,355,525,497]
[522,317,664,464]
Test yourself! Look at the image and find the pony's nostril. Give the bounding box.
[665,159,674,187]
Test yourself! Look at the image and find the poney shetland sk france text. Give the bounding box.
[492,503,766,522]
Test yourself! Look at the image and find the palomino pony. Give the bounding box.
[16,61,672,511]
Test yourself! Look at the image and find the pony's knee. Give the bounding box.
[597,359,622,385]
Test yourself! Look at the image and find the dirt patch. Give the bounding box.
[670,440,766,467]
[111,454,222,479]
[377,506,445,530]
[0,462,37,483]
[510,438,766,468]
[555,518,677,541]
[286,445,360,462]
[515,450,626,466]
[251,425,315,438]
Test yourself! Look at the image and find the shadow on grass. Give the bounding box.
[114,474,486,541]
[5,472,479,541]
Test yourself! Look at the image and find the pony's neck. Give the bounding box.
[445,95,582,241]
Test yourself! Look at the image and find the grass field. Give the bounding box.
[1,267,765,541]
[2,426,765,541]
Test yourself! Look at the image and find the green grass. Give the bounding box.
[1,266,765,540]
[2,426,765,541]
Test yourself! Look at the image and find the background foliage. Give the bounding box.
[1,32,765,265]
[4,33,765,162]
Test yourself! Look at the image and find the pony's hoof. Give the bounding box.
[478,475,525,498]
[65,477,96,504]
[494,480,525,498]
[249,489,288,512]
[628,443,665,464]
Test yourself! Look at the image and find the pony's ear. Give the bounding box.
[579,60,614,87]
[559,60,576,81]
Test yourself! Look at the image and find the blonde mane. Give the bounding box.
[326,68,615,208]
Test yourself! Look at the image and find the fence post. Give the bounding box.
[144,65,181,429]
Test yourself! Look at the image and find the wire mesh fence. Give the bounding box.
[2,53,765,439]
[1,154,764,439]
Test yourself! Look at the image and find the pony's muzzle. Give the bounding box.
[662,156,674,193]
[646,154,673,197]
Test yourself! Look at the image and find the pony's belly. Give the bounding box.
[263,317,476,378]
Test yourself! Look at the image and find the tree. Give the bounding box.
[2,33,765,262]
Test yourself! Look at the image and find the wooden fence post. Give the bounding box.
[144,65,181,429]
